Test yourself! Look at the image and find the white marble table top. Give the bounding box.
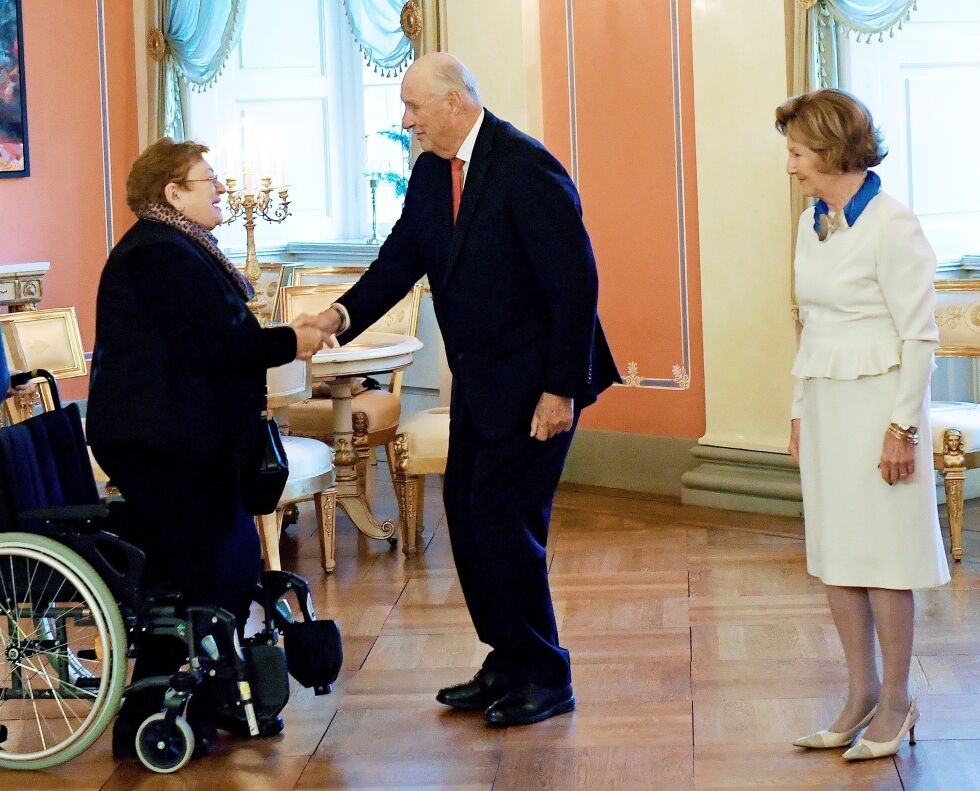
[310,331,423,378]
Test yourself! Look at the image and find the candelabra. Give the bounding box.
[224,175,290,321]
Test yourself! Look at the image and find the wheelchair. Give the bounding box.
[0,371,343,773]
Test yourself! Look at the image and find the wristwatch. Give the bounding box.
[896,423,917,433]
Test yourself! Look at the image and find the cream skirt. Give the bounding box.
[798,369,950,590]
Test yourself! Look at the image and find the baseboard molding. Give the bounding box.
[681,445,804,517]
[561,430,699,497]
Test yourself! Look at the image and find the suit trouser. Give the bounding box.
[97,449,261,730]
[443,404,577,688]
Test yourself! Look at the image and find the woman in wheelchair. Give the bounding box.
[0,376,341,773]
[81,139,328,760]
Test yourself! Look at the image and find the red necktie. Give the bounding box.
[451,157,464,223]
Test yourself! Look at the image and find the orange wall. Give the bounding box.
[539,0,705,438]
[0,0,138,400]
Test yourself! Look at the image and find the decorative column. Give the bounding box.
[681,0,803,516]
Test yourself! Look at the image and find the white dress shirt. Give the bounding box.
[454,109,485,186]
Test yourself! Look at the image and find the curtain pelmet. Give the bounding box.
[342,0,415,77]
[154,0,248,140]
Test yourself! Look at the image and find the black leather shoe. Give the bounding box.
[435,669,519,711]
[484,683,575,726]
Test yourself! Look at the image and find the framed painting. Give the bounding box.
[0,0,28,177]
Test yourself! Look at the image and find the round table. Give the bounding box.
[310,332,423,542]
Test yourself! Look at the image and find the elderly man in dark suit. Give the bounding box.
[318,52,619,726]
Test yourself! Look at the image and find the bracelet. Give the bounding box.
[887,423,920,445]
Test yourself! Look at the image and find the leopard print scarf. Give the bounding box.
[139,202,254,299]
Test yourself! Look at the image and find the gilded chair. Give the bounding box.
[280,277,424,509]
[257,358,338,572]
[389,341,452,554]
[930,280,980,561]
[0,306,87,420]
[0,307,112,488]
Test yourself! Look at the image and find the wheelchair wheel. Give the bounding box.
[0,532,128,770]
[135,713,194,774]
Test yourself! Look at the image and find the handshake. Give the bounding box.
[289,307,346,361]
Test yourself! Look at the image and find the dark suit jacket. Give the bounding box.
[338,111,620,438]
[87,219,296,467]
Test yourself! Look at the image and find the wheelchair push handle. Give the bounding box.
[9,369,61,410]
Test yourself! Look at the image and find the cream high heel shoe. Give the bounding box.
[792,705,877,749]
[842,700,919,761]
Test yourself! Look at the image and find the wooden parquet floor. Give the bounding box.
[6,473,980,790]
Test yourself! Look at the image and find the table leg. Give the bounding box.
[329,377,396,541]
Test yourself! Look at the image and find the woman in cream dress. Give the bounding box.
[777,89,949,762]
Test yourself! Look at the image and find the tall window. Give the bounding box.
[845,0,980,264]
[187,0,409,248]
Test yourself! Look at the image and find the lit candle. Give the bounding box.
[275,150,285,189]
[224,130,238,183]
[244,161,254,195]
[260,141,272,184]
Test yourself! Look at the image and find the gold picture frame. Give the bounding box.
[234,262,291,324]
[0,306,87,379]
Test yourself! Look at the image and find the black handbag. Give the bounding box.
[240,413,289,515]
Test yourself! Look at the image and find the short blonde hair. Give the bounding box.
[126,137,209,213]
[775,89,885,173]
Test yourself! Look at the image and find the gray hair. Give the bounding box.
[434,61,482,104]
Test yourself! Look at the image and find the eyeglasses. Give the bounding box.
[178,175,221,186]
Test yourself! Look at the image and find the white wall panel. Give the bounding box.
[238,0,324,72]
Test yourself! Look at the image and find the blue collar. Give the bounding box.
[813,170,881,237]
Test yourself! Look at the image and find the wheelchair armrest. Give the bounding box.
[19,503,111,525]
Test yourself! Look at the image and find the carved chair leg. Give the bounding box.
[398,474,420,556]
[314,489,337,573]
[256,511,283,571]
[387,434,417,555]
[414,475,426,536]
[944,469,966,562]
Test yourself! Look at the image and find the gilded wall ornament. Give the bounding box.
[400,1,422,39]
[622,361,643,388]
[798,0,820,10]
[147,28,167,61]
[671,364,691,389]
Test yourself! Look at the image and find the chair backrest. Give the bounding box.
[0,402,101,528]
[280,281,424,397]
[1,307,86,422]
[235,262,290,324]
[935,280,980,358]
[0,306,87,377]
[290,266,368,287]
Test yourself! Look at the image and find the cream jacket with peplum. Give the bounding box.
[791,191,939,426]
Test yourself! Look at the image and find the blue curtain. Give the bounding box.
[160,0,248,139]
[342,0,414,76]
[812,0,917,87]
[822,0,916,37]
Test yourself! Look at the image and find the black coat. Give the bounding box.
[338,111,620,438]
[87,219,296,467]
